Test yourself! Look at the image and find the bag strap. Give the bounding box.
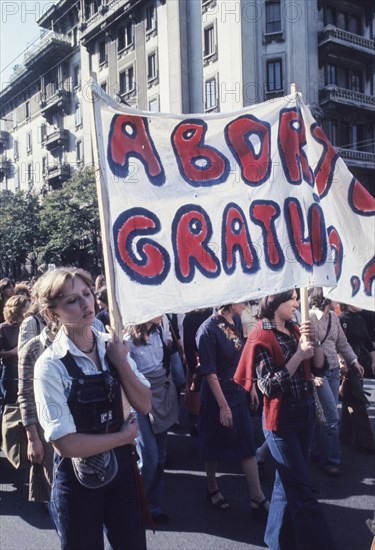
[156,325,170,376]
[60,351,84,380]
[320,312,332,346]
[32,314,44,336]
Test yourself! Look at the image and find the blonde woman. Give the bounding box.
[34,267,151,550]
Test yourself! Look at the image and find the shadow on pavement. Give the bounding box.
[0,455,54,531]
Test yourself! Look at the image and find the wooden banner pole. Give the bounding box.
[289,83,312,378]
[87,79,131,416]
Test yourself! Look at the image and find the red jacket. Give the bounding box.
[234,320,301,431]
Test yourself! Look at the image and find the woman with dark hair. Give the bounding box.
[235,290,336,550]
[95,286,110,330]
[197,303,268,517]
[339,303,375,451]
[308,287,363,475]
[126,317,179,525]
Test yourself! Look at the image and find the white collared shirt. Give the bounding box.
[34,319,147,442]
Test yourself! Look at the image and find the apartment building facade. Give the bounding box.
[0,0,374,195]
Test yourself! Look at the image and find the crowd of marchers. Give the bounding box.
[0,273,374,550]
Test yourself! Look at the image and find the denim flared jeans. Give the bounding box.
[50,445,146,550]
[263,395,336,550]
[136,412,168,516]
[310,367,341,466]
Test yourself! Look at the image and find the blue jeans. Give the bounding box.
[310,368,341,466]
[50,445,146,550]
[264,395,336,550]
[136,412,168,516]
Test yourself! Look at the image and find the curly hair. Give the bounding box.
[3,295,31,324]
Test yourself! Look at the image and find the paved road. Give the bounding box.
[1,380,374,550]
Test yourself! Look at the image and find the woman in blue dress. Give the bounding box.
[197,303,269,517]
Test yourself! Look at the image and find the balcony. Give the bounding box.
[24,31,73,70]
[319,86,375,114]
[80,0,137,44]
[40,86,71,119]
[336,147,375,171]
[319,0,375,12]
[45,129,70,151]
[0,159,11,180]
[0,130,10,151]
[47,163,71,187]
[319,25,375,60]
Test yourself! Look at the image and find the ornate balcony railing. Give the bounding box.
[320,85,375,111]
[24,31,72,66]
[45,129,70,151]
[40,86,71,118]
[336,147,375,167]
[46,163,71,187]
[319,25,375,55]
[0,131,10,150]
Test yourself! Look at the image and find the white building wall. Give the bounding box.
[214,1,243,113]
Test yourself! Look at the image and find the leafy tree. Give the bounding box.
[0,190,41,279]
[38,168,103,274]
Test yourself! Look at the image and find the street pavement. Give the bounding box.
[1,379,374,550]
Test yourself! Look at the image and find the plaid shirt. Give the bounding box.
[255,319,313,400]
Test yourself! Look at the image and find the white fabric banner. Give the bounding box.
[92,88,375,325]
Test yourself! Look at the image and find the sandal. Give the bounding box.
[250,497,269,521]
[206,489,230,511]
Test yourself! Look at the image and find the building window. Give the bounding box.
[99,40,107,65]
[52,114,61,129]
[118,22,133,51]
[266,59,283,93]
[13,140,19,160]
[119,66,135,95]
[347,13,360,34]
[101,81,107,93]
[75,102,82,127]
[326,64,336,85]
[265,1,281,34]
[73,65,81,88]
[347,69,362,92]
[149,97,159,112]
[72,27,78,47]
[38,124,47,143]
[25,101,30,120]
[92,0,100,16]
[27,163,33,185]
[147,52,158,81]
[26,131,32,153]
[14,168,20,190]
[204,25,215,58]
[205,78,217,110]
[324,119,337,145]
[324,7,335,26]
[76,140,82,163]
[146,2,156,32]
[42,156,47,176]
[12,110,17,129]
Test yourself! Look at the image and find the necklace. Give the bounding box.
[79,336,96,354]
